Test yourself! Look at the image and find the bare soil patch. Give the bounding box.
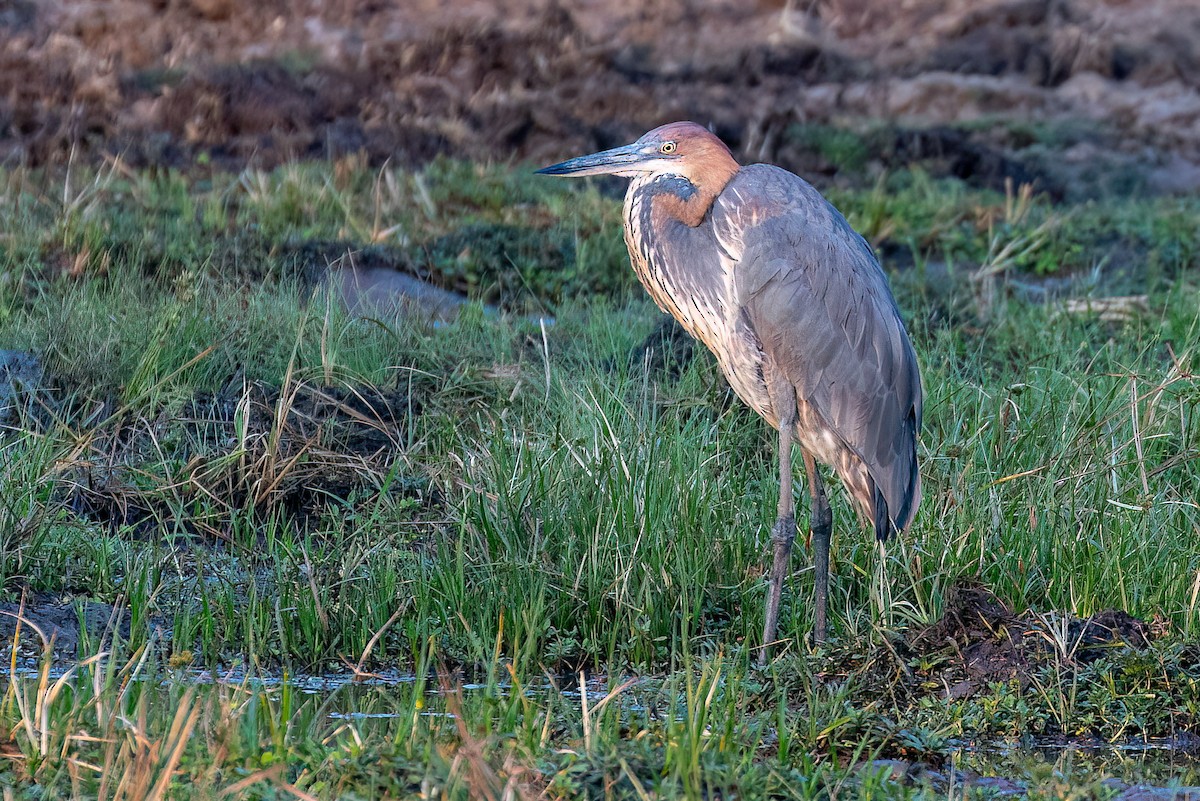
[0,594,131,656]
[904,581,1159,701]
[3,1,1199,193]
[63,378,431,541]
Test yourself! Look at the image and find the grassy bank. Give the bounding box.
[0,156,1198,797]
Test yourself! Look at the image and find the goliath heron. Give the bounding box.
[537,122,922,656]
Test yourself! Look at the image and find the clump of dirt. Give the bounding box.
[905,581,1155,699]
[0,594,132,656]
[3,0,1199,194]
[883,127,1059,197]
[66,378,434,540]
[629,317,695,379]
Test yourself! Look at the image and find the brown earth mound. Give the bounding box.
[65,378,432,540]
[906,581,1156,700]
[2,0,1199,192]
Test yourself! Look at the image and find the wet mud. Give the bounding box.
[906,582,1156,699]
[0,594,131,655]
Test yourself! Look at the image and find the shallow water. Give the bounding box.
[210,669,1200,789]
[9,655,1200,794]
[950,735,1200,789]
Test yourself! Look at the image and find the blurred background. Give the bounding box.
[4,0,1199,198]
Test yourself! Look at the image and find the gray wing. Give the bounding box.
[721,166,923,532]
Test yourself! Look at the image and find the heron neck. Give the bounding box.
[640,165,739,228]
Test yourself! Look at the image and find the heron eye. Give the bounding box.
[660,141,677,154]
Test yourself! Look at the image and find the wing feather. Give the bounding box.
[719,165,923,532]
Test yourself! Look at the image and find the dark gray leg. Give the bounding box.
[760,398,797,665]
[802,452,833,644]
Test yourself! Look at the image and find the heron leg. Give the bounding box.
[803,452,832,644]
[760,398,797,665]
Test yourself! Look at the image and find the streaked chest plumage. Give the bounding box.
[622,176,772,420]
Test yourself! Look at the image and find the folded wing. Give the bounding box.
[723,166,923,535]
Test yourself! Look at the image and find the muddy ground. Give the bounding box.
[0,575,1160,699]
[3,0,1200,195]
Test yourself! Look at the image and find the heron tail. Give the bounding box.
[873,486,892,542]
[875,411,922,541]
[873,459,920,542]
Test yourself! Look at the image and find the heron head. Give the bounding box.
[537,122,740,182]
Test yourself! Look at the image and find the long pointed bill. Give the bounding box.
[536,143,647,177]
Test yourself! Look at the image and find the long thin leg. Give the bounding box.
[760,397,797,665]
[802,452,833,644]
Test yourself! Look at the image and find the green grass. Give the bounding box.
[6,635,1198,799]
[0,158,1198,797]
